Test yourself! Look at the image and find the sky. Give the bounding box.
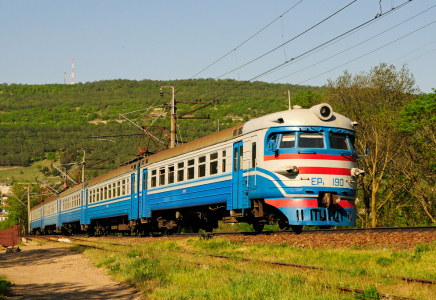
[1,0,435,92]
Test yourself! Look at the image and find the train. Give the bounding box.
[30,103,363,235]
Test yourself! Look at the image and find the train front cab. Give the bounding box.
[260,126,357,229]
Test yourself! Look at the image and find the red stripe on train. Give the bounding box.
[298,167,351,176]
[264,154,357,162]
[265,198,318,207]
[265,198,356,209]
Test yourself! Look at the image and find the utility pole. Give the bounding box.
[78,149,85,183]
[288,90,291,110]
[27,185,31,234]
[160,86,176,148]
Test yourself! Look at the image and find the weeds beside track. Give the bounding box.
[31,235,436,299]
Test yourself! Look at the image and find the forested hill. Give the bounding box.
[0,79,323,174]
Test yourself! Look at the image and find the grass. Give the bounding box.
[0,276,12,299]
[0,159,55,182]
[70,238,436,300]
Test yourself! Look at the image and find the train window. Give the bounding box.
[122,180,126,195]
[233,148,238,171]
[199,164,206,177]
[127,178,130,194]
[239,145,243,170]
[159,168,166,186]
[117,182,121,196]
[108,184,112,198]
[199,156,206,178]
[252,143,256,168]
[222,150,226,173]
[151,170,157,188]
[101,188,104,200]
[97,190,100,202]
[210,152,218,175]
[104,186,107,200]
[268,135,277,149]
[188,159,195,180]
[113,183,116,197]
[329,134,349,150]
[280,133,295,148]
[178,162,185,182]
[178,168,184,182]
[298,133,324,148]
[348,135,356,150]
[188,165,195,180]
[168,166,175,184]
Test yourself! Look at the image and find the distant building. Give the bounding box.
[0,186,11,222]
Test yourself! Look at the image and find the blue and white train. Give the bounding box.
[30,103,363,235]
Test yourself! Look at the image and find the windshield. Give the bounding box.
[329,135,349,150]
[280,133,295,148]
[298,133,324,149]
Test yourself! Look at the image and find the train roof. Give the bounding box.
[243,105,355,134]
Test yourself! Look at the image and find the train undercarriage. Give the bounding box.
[32,200,308,236]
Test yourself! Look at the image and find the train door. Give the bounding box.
[141,169,149,218]
[41,206,44,229]
[57,199,61,228]
[232,141,250,209]
[81,189,88,225]
[131,173,138,220]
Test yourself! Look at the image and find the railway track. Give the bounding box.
[28,225,436,240]
[31,234,434,300]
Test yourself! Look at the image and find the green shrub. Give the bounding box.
[375,257,394,267]
[354,287,381,300]
[0,276,12,299]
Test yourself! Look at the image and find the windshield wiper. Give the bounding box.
[310,127,324,135]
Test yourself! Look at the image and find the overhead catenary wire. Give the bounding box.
[399,47,436,65]
[257,0,424,81]
[295,19,436,85]
[249,0,414,82]
[189,0,304,79]
[269,3,436,83]
[389,39,436,63]
[206,0,414,101]
[214,0,359,80]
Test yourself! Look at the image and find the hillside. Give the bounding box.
[0,79,324,181]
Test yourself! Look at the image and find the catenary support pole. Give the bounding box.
[160,86,176,148]
[27,185,31,234]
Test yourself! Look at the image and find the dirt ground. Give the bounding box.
[0,241,141,300]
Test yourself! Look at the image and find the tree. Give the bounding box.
[397,90,436,223]
[326,63,419,227]
[0,184,41,234]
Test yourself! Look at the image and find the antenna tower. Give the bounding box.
[71,57,75,84]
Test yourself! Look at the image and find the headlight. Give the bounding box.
[310,103,333,121]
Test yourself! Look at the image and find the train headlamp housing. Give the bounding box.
[273,166,299,175]
[310,103,333,121]
[351,168,365,177]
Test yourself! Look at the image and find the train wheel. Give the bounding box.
[318,225,331,229]
[279,222,290,231]
[87,228,95,237]
[291,225,303,234]
[252,223,264,233]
